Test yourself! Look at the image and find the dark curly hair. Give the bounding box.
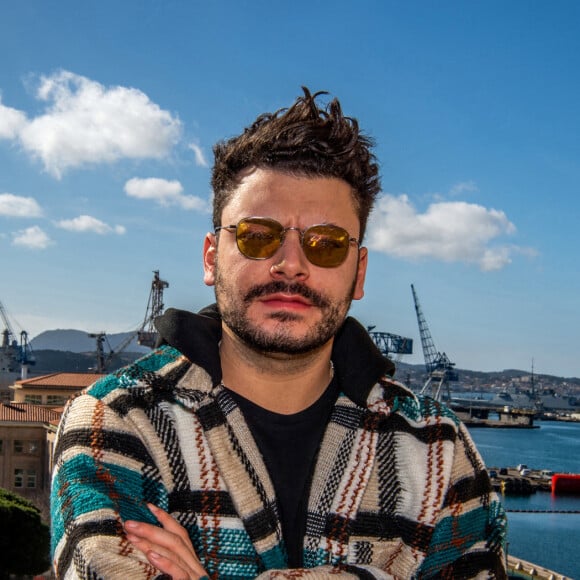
[211,87,381,241]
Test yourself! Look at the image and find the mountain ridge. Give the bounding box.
[30,329,151,354]
[27,329,580,384]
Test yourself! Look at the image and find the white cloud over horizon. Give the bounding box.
[11,225,52,249]
[0,193,43,217]
[56,214,126,235]
[367,193,534,271]
[0,70,182,178]
[124,177,208,211]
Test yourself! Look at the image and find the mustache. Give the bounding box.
[243,281,330,308]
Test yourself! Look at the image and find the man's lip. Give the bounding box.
[258,293,312,307]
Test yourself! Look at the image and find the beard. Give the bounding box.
[214,267,356,355]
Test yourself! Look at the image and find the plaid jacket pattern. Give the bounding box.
[51,309,506,579]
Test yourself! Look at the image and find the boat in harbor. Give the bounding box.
[552,473,580,495]
[0,317,35,403]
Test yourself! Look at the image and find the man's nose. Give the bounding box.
[269,230,309,280]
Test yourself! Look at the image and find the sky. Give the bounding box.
[1,0,579,378]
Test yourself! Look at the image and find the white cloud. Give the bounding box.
[367,194,532,271]
[188,142,209,167]
[12,225,52,249]
[124,177,208,211]
[56,214,126,235]
[449,181,478,197]
[429,181,479,202]
[4,70,182,178]
[0,193,43,217]
[0,96,27,139]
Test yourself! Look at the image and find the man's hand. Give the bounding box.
[124,504,209,580]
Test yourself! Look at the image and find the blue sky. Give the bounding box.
[1,0,579,377]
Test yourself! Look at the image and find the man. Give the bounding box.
[51,88,507,579]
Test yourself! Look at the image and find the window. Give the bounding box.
[14,468,24,488]
[47,395,67,406]
[27,470,37,488]
[13,440,40,454]
[13,469,36,489]
[24,394,42,404]
[0,440,3,453]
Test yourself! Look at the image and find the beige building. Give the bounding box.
[11,372,103,406]
[1,372,102,509]
[0,403,62,499]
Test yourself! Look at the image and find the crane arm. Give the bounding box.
[0,300,16,339]
[411,284,439,373]
[105,330,139,364]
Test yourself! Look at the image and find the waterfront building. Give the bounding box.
[10,372,103,406]
[0,403,61,501]
[1,372,102,512]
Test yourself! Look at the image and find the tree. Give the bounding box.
[0,488,50,578]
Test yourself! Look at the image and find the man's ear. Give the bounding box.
[203,233,217,287]
[352,246,368,301]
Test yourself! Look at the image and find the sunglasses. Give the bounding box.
[215,217,360,268]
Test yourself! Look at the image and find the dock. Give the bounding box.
[489,466,552,494]
[452,402,538,428]
[488,466,580,497]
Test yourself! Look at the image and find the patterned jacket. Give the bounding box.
[51,306,507,579]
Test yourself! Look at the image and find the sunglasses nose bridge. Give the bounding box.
[280,226,304,246]
[273,226,310,268]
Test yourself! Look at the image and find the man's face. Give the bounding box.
[203,168,368,356]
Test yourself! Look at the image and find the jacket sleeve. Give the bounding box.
[50,390,167,579]
[417,422,507,579]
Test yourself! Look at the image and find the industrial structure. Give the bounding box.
[367,325,413,366]
[410,284,458,401]
[409,285,544,427]
[0,301,35,376]
[138,270,169,347]
[88,330,148,374]
[89,270,169,372]
[0,301,36,403]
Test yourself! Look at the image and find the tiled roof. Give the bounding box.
[0,402,63,423]
[14,372,103,389]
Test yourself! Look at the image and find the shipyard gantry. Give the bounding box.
[89,270,169,372]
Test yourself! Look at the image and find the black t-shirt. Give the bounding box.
[225,375,340,568]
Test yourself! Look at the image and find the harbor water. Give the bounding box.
[469,420,580,578]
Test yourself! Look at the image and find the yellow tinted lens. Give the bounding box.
[237,218,283,259]
[303,225,350,267]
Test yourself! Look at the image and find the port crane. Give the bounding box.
[138,270,169,347]
[0,300,35,378]
[367,326,413,366]
[88,330,146,373]
[410,284,458,401]
[89,270,169,372]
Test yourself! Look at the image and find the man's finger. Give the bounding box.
[124,515,206,576]
[148,503,193,544]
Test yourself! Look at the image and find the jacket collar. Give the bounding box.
[154,303,394,407]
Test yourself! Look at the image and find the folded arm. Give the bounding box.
[51,393,168,579]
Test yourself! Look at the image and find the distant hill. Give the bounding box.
[31,329,151,354]
[23,331,579,388]
[30,349,142,374]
